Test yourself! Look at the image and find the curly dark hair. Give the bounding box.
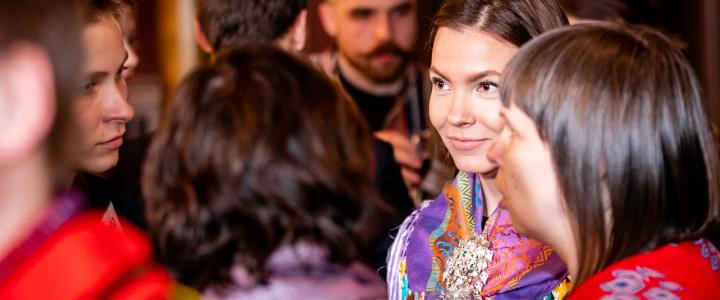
[142,44,378,290]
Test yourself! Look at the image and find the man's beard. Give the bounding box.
[343,42,412,84]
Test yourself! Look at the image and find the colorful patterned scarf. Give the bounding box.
[388,172,568,299]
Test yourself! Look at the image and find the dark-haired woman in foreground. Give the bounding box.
[490,23,720,298]
[142,44,386,299]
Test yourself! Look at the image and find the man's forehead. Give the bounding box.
[332,0,415,11]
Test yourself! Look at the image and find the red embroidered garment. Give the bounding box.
[569,239,720,299]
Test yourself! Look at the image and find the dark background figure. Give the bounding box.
[311,0,452,276]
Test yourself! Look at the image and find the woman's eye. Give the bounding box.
[83,82,97,94]
[477,81,498,93]
[431,78,449,91]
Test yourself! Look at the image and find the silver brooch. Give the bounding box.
[440,234,493,300]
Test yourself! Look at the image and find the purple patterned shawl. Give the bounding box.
[387,172,567,299]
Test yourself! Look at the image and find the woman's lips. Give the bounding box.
[98,136,123,149]
[448,137,489,151]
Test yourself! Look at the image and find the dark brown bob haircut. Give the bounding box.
[142,44,377,290]
[428,0,568,164]
[501,23,720,284]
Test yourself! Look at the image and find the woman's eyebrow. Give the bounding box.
[429,66,501,84]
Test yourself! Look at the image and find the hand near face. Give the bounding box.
[376,130,423,189]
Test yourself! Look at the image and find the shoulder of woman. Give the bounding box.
[570,240,720,299]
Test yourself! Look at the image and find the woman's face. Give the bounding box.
[428,27,516,174]
[487,102,569,244]
[74,14,133,174]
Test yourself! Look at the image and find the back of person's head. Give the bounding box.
[195,0,308,51]
[143,44,377,290]
[501,22,720,284]
[430,0,568,49]
[0,0,84,181]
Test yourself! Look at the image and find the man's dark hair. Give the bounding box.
[0,0,84,179]
[143,44,378,290]
[195,0,308,51]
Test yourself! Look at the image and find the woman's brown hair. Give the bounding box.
[142,44,378,290]
[427,0,568,166]
[501,23,720,284]
[430,0,568,49]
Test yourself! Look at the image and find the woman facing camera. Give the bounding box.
[142,45,386,299]
[386,0,570,299]
[490,23,720,298]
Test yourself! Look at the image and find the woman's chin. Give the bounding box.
[455,158,497,176]
[76,154,119,174]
